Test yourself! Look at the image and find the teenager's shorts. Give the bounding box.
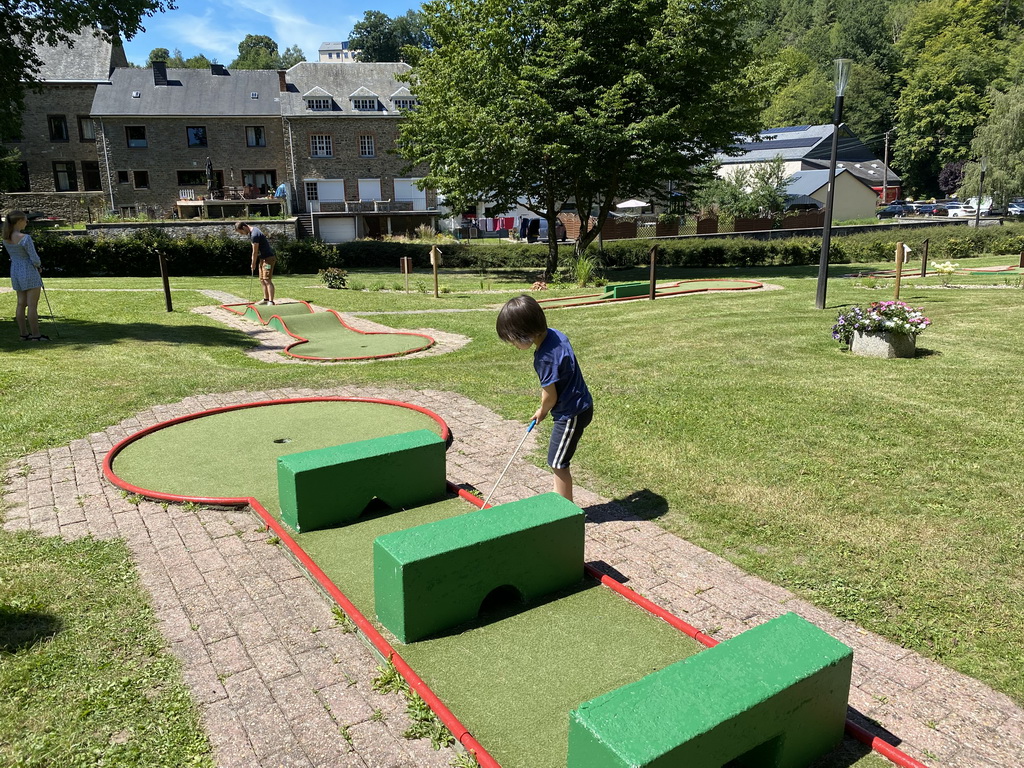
[548,407,594,469]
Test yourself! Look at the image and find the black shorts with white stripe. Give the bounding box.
[547,407,594,469]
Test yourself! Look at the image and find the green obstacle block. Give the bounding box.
[568,612,853,768]
[601,282,650,299]
[277,429,445,532]
[374,493,584,643]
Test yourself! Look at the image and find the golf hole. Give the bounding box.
[273,438,291,444]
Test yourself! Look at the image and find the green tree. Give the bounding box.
[893,0,1009,195]
[0,3,172,150]
[231,34,280,69]
[280,45,305,68]
[147,47,170,65]
[398,0,761,277]
[693,156,792,219]
[961,86,1024,207]
[350,11,401,62]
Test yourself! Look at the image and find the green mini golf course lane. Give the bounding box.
[105,401,897,768]
[536,279,763,309]
[105,400,701,768]
[222,300,434,360]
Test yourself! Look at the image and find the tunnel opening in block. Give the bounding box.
[478,584,525,619]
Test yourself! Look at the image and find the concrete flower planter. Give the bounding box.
[850,330,916,359]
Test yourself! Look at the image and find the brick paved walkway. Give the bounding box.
[4,385,1022,768]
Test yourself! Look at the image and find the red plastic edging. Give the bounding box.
[535,279,764,310]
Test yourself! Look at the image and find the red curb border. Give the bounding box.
[103,399,930,768]
[221,300,435,361]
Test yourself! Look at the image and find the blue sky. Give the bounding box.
[120,0,418,66]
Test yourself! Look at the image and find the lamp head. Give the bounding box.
[834,59,852,97]
[980,156,988,172]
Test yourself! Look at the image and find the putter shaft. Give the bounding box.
[483,419,536,507]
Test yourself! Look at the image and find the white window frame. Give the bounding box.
[352,98,377,111]
[306,98,332,111]
[393,99,417,111]
[359,135,375,158]
[310,134,333,157]
[245,126,266,147]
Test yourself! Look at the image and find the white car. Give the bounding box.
[1008,203,1024,216]
[945,203,977,218]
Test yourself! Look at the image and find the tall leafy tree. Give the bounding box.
[961,86,1024,206]
[893,0,1009,195]
[398,0,761,277]
[1,1,172,149]
[280,45,305,68]
[231,34,280,69]
[350,10,432,62]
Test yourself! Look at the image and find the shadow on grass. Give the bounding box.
[0,606,62,653]
[804,707,910,768]
[0,317,252,351]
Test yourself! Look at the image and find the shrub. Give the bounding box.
[317,267,348,289]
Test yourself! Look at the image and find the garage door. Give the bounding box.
[394,179,427,211]
[317,217,357,243]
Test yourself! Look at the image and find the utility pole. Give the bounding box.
[882,130,892,203]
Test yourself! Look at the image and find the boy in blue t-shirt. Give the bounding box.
[496,294,593,501]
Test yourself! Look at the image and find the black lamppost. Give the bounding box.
[974,156,987,229]
[815,58,853,310]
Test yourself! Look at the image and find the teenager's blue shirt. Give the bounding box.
[534,328,592,420]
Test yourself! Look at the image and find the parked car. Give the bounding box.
[945,202,977,218]
[919,203,948,216]
[1007,203,1024,216]
[876,204,912,219]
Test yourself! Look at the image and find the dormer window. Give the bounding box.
[393,99,417,111]
[132,91,141,99]
[352,98,377,111]
[306,98,332,111]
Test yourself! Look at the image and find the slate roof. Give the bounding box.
[281,62,413,115]
[786,168,875,197]
[34,27,127,82]
[91,67,283,117]
[718,124,901,187]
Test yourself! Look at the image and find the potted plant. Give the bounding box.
[832,301,931,358]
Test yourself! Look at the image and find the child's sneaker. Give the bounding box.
[256,299,269,305]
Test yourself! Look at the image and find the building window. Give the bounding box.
[77,115,96,142]
[48,115,69,142]
[116,170,130,184]
[13,162,30,192]
[82,161,102,191]
[186,126,207,147]
[392,99,417,111]
[359,135,375,158]
[133,170,149,189]
[310,134,332,157]
[245,126,266,147]
[53,161,77,191]
[242,170,276,194]
[126,126,147,148]
[304,181,319,201]
[352,98,377,111]
[176,170,205,186]
[306,98,332,111]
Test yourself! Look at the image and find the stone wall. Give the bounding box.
[80,219,297,240]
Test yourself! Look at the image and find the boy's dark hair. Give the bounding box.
[497,294,548,344]
[234,221,248,232]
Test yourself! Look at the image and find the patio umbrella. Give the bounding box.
[615,199,649,209]
[205,157,215,194]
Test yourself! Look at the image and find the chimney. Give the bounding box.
[278,70,288,92]
[152,60,167,86]
[211,63,228,76]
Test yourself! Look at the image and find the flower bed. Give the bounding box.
[832,301,931,348]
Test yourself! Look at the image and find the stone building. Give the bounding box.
[0,28,126,221]
[280,62,438,241]
[90,63,288,218]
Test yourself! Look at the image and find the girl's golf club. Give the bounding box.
[36,268,60,338]
[483,419,536,507]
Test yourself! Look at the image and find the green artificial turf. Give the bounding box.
[111,400,444,502]
[535,279,762,309]
[235,301,431,359]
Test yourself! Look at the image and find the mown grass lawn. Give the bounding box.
[1,253,1022,763]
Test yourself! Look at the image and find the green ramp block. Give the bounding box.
[601,282,650,299]
[277,429,445,532]
[373,492,584,643]
[568,612,853,768]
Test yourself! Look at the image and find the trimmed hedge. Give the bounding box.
[6,223,1023,278]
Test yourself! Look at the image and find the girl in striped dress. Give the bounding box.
[3,210,47,341]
